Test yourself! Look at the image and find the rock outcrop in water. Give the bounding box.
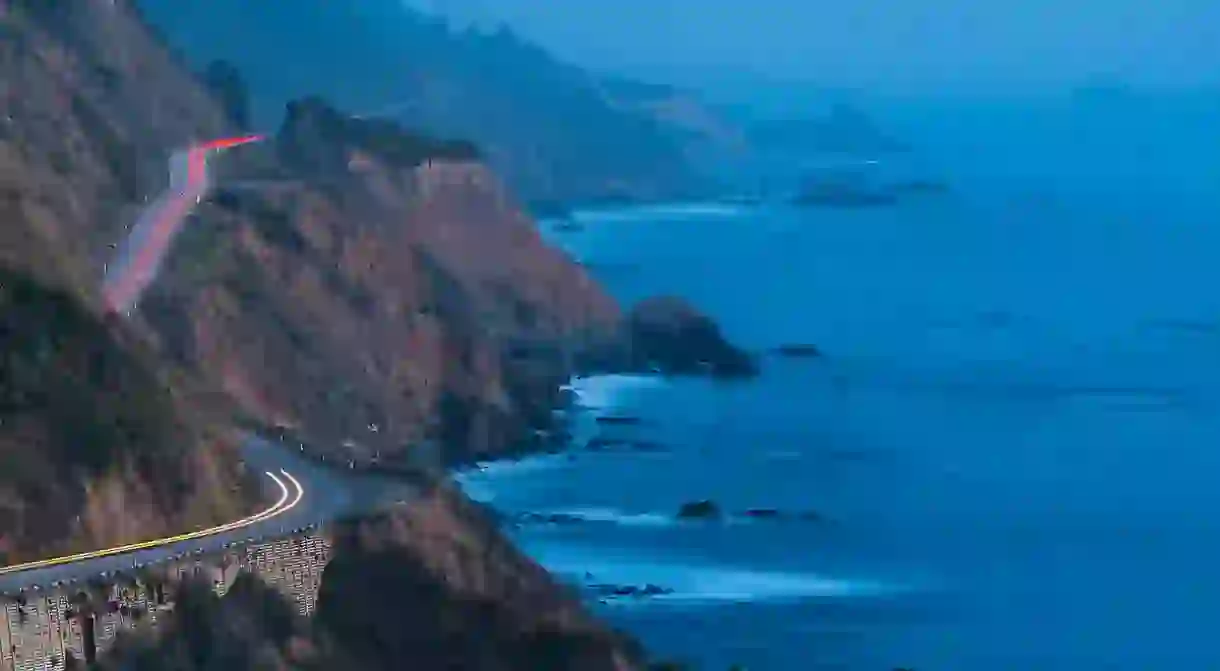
[584,297,758,378]
[676,500,723,520]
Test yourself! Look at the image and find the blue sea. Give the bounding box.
[458,97,1220,670]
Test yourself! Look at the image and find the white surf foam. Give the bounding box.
[571,202,749,223]
[567,373,665,410]
[453,374,664,502]
[524,507,676,528]
[655,566,889,604]
[452,452,571,502]
[537,550,890,605]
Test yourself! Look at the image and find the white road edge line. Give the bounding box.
[0,468,303,577]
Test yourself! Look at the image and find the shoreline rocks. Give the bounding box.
[676,500,722,520]
[587,583,674,600]
[586,296,758,379]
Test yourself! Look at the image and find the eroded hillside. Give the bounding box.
[142,95,620,467]
[0,0,259,561]
[0,266,256,563]
[100,485,644,670]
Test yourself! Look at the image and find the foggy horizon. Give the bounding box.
[407,0,1220,96]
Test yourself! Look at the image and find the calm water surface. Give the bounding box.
[460,101,1220,670]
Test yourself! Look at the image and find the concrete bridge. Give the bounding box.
[0,432,419,671]
[0,531,334,670]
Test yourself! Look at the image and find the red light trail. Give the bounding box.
[101,134,266,316]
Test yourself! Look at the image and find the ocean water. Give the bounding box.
[457,100,1220,670]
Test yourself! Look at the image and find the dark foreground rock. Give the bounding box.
[102,483,646,670]
[676,500,723,520]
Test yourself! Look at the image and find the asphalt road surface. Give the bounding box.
[0,434,378,594]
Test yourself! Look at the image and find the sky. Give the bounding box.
[408,0,1220,95]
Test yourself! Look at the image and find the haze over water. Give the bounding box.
[458,98,1220,669]
[412,0,1220,96]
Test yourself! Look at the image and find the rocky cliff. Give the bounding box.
[0,0,260,562]
[145,95,621,467]
[0,266,256,565]
[1,1,747,668]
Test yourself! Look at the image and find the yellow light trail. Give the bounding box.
[0,468,304,577]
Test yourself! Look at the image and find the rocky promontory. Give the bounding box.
[581,296,758,379]
[626,296,758,377]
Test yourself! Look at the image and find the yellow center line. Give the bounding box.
[0,469,304,577]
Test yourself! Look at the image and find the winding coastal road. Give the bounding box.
[1,136,384,593]
[0,435,363,594]
[0,468,302,580]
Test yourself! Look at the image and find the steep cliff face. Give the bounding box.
[0,0,232,294]
[314,485,642,670]
[0,0,258,561]
[137,96,620,467]
[0,266,255,564]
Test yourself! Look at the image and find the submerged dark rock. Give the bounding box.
[595,415,644,426]
[771,343,823,358]
[588,583,674,599]
[676,500,722,520]
[737,508,825,523]
[518,512,586,525]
